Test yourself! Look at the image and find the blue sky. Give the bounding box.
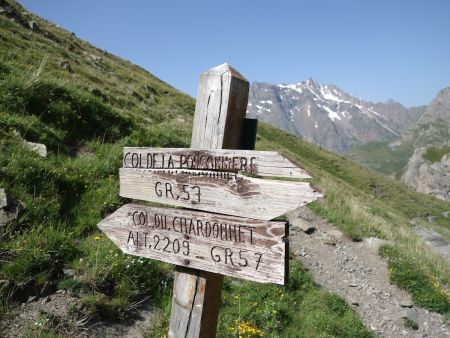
[19,0,450,107]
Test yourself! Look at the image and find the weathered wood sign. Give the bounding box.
[120,167,320,220]
[122,148,311,179]
[98,204,287,284]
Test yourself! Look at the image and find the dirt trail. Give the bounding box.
[288,207,449,338]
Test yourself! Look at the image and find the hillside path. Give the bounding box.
[288,207,449,338]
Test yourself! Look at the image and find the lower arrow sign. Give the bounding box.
[98,204,288,284]
[119,168,322,220]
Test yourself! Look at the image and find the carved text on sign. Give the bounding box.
[98,204,287,284]
[122,148,313,179]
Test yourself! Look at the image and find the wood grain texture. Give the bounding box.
[169,268,223,338]
[170,63,249,338]
[191,63,249,150]
[119,168,321,220]
[97,204,287,284]
[122,147,311,179]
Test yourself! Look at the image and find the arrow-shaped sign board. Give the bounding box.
[98,204,288,284]
[122,148,312,179]
[119,148,321,220]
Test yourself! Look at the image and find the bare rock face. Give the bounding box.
[247,80,424,153]
[402,147,450,201]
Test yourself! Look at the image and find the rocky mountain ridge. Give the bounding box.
[402,147,450,201]
[246,79,424,153]
[400,87,450,200]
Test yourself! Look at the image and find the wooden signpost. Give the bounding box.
[97,63,322,337]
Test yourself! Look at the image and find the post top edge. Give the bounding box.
[202,63,248,81]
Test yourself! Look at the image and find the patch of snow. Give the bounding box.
[319,84,351,103]
[315,122,318,128]
[277,83,303,95]
[307,105,311,117]
[248,103,252,106]
[260,100,273,104]
[256,104,263,110]
[321,105,342,121]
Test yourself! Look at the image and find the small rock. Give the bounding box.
[56,289,64,294]
[407,308,418,322]
[41,296,51,304]
[27,295,37,303]
[400,300,413,308]
[28,20,39,31]
[328,229,344,240]
[288,217,316,234]
[60,60,73,73]
[323,237,336,246]
[348,297,359,306]
[26,142,47,157]
[0,188,8,209]
[299,213,312,221]
[348,282,359,287]
[63,268,75,278]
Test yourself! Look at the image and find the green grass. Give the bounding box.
[380,245,449,315]
[218,261,372,337]
[423,145,450,164]
[148,260,372,338]
[347,139,414,177]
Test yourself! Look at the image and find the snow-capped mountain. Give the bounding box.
[246,79,424,152]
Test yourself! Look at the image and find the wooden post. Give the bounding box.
[168,63,250,338]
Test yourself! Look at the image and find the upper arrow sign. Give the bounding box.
[120,149,321,220]
[122,148,312,179]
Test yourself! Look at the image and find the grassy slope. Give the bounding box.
[347,119,450,177]
[347,139,414,177]
[0,0,448,336]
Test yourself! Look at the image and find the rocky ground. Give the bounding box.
[0,292,158,338]
[288,207,449,338]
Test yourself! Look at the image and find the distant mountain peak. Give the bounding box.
[247,80,424,153]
